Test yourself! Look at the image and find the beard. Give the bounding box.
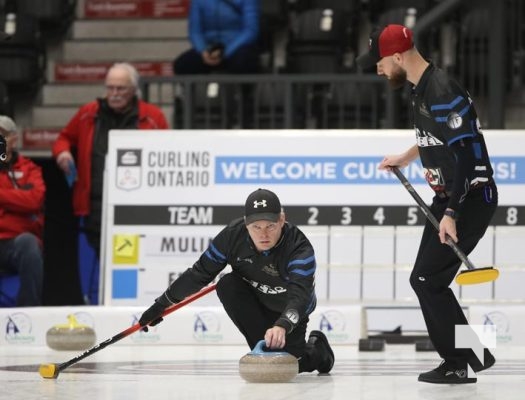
[388,65,407,89]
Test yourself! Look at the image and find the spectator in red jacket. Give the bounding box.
[0,116,45,306]
[52,63,168,260]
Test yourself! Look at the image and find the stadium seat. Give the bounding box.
[174,81,232,129]
[319,82,381,129]
[0,272,20,307]
[0,12,46,89]
[0,81,12,116]
[15,0,77,34]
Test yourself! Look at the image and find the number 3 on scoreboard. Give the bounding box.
[341,206,352,225]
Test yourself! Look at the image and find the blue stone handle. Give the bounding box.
[249,340,290,356]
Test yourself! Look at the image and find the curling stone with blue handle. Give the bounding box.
[239,340,298,383]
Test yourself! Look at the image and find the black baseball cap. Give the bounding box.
[356,24,414,69]
[244,188,282,225]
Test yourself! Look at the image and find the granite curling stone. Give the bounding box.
[239,340,298,383]
[46,314,96,351]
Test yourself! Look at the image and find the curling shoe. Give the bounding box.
[308,330,335,374]
[418,360,477,384]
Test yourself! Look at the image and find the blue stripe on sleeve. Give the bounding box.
[458,103,470,116]
[205,243,226,263]
[288,255,316,276]
[288,255,315,267]
[305,293,316,314]
[290,266,316,276]
[430,95,464,111]
[447,133,475,145]
[472,142,482,158]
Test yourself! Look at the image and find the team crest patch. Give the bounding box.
[446,112,463,129]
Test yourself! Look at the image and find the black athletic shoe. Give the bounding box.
[469,350,496,373]
[418,360,477,384]
[308,330,335,374]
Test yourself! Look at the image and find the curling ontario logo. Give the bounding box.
[5,312,35,344]
[193,311,223,343]
[116,149,142,190]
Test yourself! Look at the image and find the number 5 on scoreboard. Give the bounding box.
[407,206,419,225]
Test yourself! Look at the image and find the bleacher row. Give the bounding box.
[0,0,524,153]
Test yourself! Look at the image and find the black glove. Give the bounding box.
[139,302,167,332]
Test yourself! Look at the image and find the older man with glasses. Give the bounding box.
[52,63,168,268]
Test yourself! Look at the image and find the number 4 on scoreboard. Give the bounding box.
[373,207,385,225]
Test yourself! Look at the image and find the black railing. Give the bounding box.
[139,0,523,130]
[140,74,404,130]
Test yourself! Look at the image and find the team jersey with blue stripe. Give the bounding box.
[410,63,493,209]
[163,218,317,333]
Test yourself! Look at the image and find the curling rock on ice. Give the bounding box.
[239,340,298,383]
[46,314,96,351]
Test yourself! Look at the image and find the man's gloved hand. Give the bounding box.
[139,302,167,332]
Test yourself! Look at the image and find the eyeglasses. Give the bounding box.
[105,85,132,93]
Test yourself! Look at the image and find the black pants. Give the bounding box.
[410,182,498,368]
[173,44,259,75]
[0,233,43,306]
[216,272,318,372]
[81,215,101,261]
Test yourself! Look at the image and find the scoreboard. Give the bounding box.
[112,204,525,226]
[102,129,525,305]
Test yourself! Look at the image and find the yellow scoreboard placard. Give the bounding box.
[113,234,140,264]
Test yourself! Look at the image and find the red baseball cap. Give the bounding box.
[357,24,414,69]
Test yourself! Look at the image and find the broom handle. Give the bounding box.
[57,283,217,372]
[391,167,476,271]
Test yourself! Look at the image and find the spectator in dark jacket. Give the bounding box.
[0,116,45,306]
[173,0,260,74]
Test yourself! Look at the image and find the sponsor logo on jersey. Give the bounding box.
[415,128,443,147]
[262,263,280,277]
[236,256,254,264]
[424,168,446,191]
[418,102,432,118]
[242,277,287,294]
